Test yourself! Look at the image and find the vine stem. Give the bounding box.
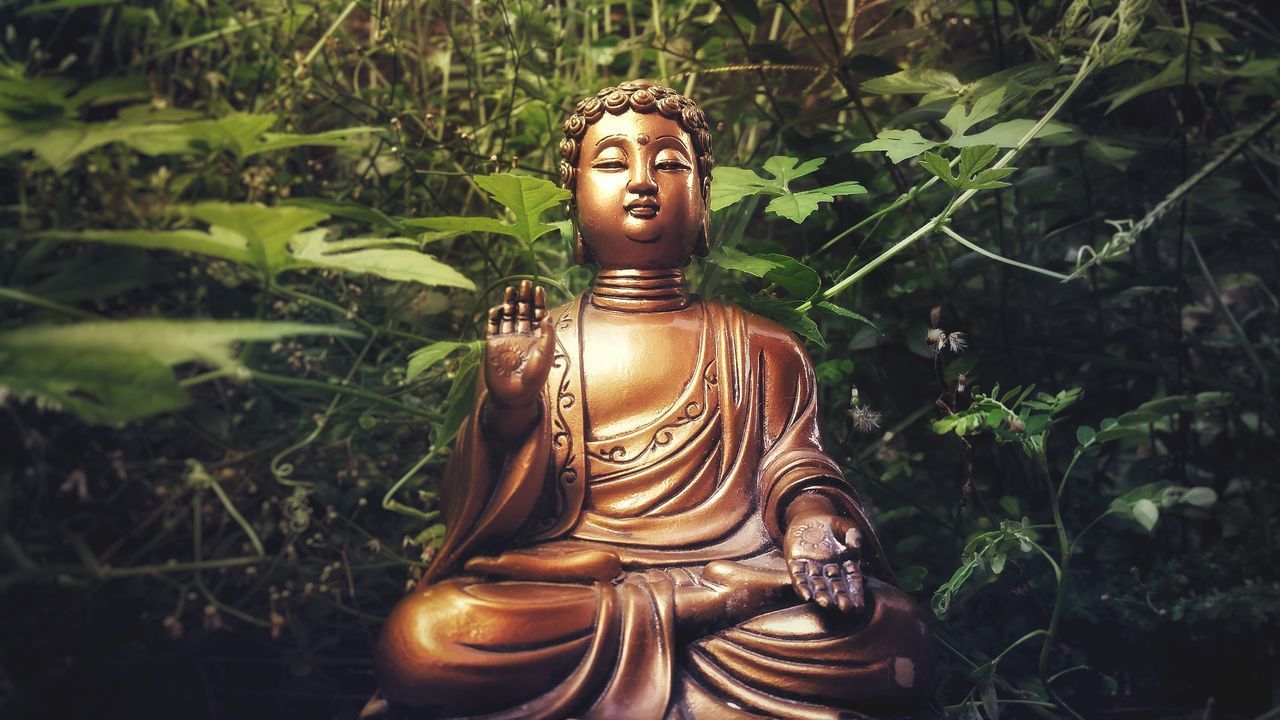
[1038,451,1085,720]
[805,4,1124,310]
[938,225,1069,281]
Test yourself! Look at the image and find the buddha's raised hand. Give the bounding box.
[484,281,555,429]
[783,493,866,615]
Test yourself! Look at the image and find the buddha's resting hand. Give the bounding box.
[484,280,555,436]
[783,493,866,615]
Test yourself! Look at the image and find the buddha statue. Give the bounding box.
[374,80,935,719]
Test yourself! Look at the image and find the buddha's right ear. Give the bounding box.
[573,224,591,265]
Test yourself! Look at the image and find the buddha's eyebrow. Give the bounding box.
[594,133,625,147]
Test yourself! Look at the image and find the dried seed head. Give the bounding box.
[947,331,968,353]
[849,406,883,433]
[926,328,947,354]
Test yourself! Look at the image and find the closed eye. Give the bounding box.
[592,160,627,170]
[655,160,690,171]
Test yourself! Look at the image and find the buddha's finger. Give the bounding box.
[834,584,854,614]
[534,285,547,315]
[487,306,502,337]
[789,560,813,601]
[516,303,532,333]
[847,564,866,611]
[516,281,534,333]
[812,582,833,608]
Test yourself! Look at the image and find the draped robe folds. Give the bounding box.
[376,296,934,719]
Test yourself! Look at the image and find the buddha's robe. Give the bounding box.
[377,296,934,719]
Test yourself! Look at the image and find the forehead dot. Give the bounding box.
[636,132,651,145]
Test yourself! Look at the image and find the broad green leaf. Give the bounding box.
[861,69,965,99]
[407,174,569,244]
[437,349,481,448]
[18,0,122,16]
[0,347,189,425]
[402,215,522,239]
[705,246,782,277]
[0,320,357,425]
[755,253,820,300]
[1076,425,1096,446]
[958,145,1000,178]
[185,202,328,277]
[288,232,474,290]
[949,119,1072,148]
[250,127,377,156]
[762,156,825,185]
[37,228,251,264]
[406,341,479,381]
[284,197,406,235]
[0,319,357,369]
[854,129,937,163]
[816,301,877,329]
[709,166,774,212]
[918,151,957,188]
[812,181,867,197]
[941,88,1006,139]
[1177,487,1218,508]
[740,297,825,347]
[1132,498,1159,532]
[765,191,835,224]
[474,173,571,243]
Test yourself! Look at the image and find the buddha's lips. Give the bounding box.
[625,199,659,218]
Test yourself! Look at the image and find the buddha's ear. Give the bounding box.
[694,212,710,257]
[696,175,716,256]
[573,223,593,265]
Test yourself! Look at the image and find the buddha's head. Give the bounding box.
[559,80,715,268]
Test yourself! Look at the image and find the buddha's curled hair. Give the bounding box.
[559,80,715,200]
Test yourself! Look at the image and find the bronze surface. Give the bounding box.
[375,80,935,719]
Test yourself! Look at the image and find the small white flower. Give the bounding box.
[948,331,968,353]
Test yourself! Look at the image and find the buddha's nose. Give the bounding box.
[627,163,657,195]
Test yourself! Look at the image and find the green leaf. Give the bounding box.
[288,231,474,290]
[762,156,825,185]
[37,228,251,264]
[941,88,1006,139]
[1178,487,1218,508]
[1132,498,1159,532]
[705,246,781,277]
[740,297,825,348]
[765,190,835,224]
[949,119,1071,148]
[283,197,407,235]
[918,151,958,188]
[406,174,569,244]
[958,145,1000,179]
[0,347,189,425]
[861,69,965,100]
[0,319,357,369]
[811,181,867,197]
[473,173,572,243]
[0,320,357,425]
[756,253,820,300]
[437,348,481,448]
[816,301,877,329]
[1076,425,1096,446]
[406,341,478,381]
[185,202,328,277]
[709,166,774,212]
[853,128,937,163]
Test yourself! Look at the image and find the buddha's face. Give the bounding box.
[575,110,704,268]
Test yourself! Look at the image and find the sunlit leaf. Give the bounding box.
[854,129,937,163]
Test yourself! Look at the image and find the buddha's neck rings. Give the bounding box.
[589,267,691,313]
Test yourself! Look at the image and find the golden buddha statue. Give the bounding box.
[375,80,935,719]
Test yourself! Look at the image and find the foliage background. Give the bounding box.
[1,0,1278,718]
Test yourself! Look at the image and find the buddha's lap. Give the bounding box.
[376,570,933,715]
